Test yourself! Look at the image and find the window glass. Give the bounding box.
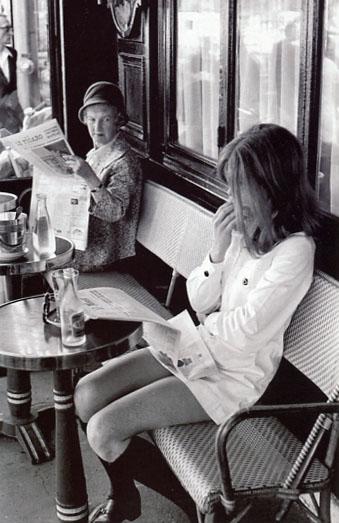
[0,0,52,180]
[236,0,302,134]
[318,0,339,216]
[176,0,220,159]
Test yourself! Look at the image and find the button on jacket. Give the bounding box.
[180,231,315,424]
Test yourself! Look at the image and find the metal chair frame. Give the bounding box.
[216,401,339,522]
[212,271,339,522]
[153,271,339,523]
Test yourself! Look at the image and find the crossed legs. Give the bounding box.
[74,347,209,462]
[74,348,210,521]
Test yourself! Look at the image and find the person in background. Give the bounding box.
[74,123,322,523]
[0,13,23,133]
[64,81,142,272]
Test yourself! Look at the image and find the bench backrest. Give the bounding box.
[284,270,339,397]
[137,180,213,278]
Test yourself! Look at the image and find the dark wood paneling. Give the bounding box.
[49,1,64,128]
[61,0,118,156]
[316,213,339,280]
[119,53,145,142]
[117,4,148,153]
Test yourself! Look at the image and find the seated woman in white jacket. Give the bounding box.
[74,123,322,523]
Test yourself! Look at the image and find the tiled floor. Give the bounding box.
[1,371,338,523]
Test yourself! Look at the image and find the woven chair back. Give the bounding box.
[137,181,213,278]
[284,271,339,397]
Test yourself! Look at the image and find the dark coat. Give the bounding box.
[0,46,23,132]
[0,46,17,96]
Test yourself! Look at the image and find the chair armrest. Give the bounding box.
[215,401,339,509]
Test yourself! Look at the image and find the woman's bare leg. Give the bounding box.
[86,373,210,462]
[74,347,174,422]
[76,348,210,522]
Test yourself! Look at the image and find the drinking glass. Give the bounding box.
[51,268,79,322]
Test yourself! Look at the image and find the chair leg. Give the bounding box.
[198,502,252,523]
[196,505,205,523]
[319,489,331,523]
[196,504,226,523]
[165,269,179,307]
[275,499,292,521]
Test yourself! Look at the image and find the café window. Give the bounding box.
[176,0,220,160]
[318,0,339,217]
[165,0,308,193]
[235,0,302,135]
[161,0,339,216]
[0,0,56,181]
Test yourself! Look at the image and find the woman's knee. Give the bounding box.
[87,410,128,462]
[74,377,99,422]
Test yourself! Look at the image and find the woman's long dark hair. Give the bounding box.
[217,123,322,255]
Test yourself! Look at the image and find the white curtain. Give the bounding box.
[319,0,339,216]
[176,2,220,159]
[236,0,302,134]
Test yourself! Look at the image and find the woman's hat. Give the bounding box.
[78,81,127,123]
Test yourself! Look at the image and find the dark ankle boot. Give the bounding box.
[94,452,142,522]
[77,422,141,523]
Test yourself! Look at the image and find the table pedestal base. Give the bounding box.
[0,405,54,464]
[0,369,54,464]
[54,369,88,522]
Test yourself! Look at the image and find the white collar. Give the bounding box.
[0,46,13,59]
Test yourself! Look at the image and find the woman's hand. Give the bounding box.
[209,201,236,263]
[63,155,101,190]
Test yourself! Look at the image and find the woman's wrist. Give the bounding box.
[209,250,225,263]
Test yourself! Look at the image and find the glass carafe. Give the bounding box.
[59,268,86,347]
[33,193,56,258]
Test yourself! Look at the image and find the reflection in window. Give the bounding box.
[13,0,51,119]
[319,0,339,216]
[0,1,52,180]
[236,0,302,134]
[176,0,220,159]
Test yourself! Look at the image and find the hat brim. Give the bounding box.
[78,98,115,123]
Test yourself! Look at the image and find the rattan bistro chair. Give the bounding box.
[152,271,339,522]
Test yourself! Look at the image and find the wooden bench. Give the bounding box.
[79,180,339,522]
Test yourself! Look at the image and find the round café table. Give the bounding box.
[0,235,74,464]
[0,235,74,301]
[0,295,142,523]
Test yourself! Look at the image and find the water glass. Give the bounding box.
[51,268,78,321]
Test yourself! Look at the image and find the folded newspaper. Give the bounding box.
[79,287,218,380]
[0,119,90,250]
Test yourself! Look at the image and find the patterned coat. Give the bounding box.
[72,132,142,272]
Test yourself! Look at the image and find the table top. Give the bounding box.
[0,235,74,276]
[0,295,143,371]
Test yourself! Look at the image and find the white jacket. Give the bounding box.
[181,231,315,423]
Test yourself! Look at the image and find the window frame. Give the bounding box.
[155,0,327,199]
[159,0,226,197]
